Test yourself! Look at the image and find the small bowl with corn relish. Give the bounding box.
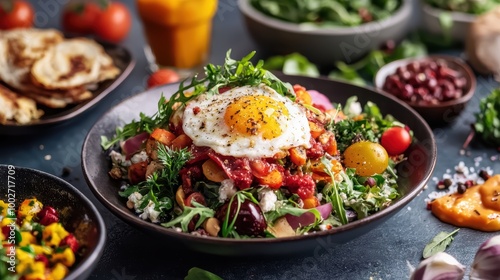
[0,165,106,280]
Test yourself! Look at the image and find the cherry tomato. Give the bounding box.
[94,2,131,42]
[343,141,389,176]
[147,69,181,88]
[380,126,412,156]
[62,2,101,34]
[0,1,34,30]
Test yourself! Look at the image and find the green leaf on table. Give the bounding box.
[438,11,453,45]
[185,267,223,280]
[422,228,460,258]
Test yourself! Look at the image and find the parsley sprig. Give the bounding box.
[101,50,294,150]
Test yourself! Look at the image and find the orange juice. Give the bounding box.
[136,0,218,69]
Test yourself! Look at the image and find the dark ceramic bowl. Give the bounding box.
[0,165,106,280]
[238,0,413,66]
[374,55,476,126]
[82,73,436,257]
[421,3,476,43]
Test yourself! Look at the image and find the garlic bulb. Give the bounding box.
[470,235,500,280]
[410,252,465,280]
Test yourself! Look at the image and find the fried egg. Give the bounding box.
[182,84,311,158]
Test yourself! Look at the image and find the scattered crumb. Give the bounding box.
[61,167,71,177]
[44,155,51,160]
[39,144,44,150]
[407,206,412,211]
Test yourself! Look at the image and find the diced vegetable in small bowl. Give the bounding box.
[0,165,106,279]
[374,55,476,126]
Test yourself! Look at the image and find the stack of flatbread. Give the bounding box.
[0,28,121,125]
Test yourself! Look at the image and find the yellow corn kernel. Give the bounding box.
[52,247,75,267]
[43,223,69,247]
[18,198,43,223]
[24,261,46,280]
[0,200,8,217]
[33,244,53,255]
[1,217,14,227]
[19,231,36,247]
[16,247,34,262]
[50,262,69,280]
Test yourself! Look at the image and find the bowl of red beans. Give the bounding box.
[374,55,476,126]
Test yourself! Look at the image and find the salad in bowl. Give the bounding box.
[100,51,415,239]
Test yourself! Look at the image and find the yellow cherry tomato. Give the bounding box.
[343,141,389,176]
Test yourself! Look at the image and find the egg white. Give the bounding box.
[182,84,311,158]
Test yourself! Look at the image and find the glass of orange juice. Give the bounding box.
[136,0,218,73]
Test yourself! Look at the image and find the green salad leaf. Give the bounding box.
[474,89,500,147]
[250,0,401,27]
[425,0,500,14]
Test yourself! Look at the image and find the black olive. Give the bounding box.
[216,199,266,237]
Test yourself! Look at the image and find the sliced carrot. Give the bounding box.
[303,196,319,209]
[170,134,193,150]
[257,169,283,189]
[289,146,307,166]
[308,121,325,139]
[150,128,176,146]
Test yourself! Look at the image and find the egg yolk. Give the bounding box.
[224,95,289,139]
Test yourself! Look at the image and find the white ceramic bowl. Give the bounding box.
[238,0,413,66]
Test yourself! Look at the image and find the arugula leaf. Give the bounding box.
[161,202,215,232]
[422,229,460,258]
[264,203,321,225]
[321,157,348,225]
[185,267,223,280]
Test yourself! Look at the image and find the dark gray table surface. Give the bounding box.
[2,1,500,279]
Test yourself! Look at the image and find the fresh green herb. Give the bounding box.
[101,50,294,149]
[119,145,191,214]
[264,202,321,225]
[250,0,401,27]
[425,0,500,14]
[473,89,500,148]
[185,267,223,280]
[321,157,348,224]
[161,201,215,232]
[423,229,460,258]
[328,97,402,152]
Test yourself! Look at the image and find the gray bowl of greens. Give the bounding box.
[421,0,500,43]
[238,0,413,66]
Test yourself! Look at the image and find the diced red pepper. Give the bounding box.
[60,233,79,253]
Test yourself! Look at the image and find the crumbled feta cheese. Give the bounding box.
[347,101,362,116]
[316,193,323,202]
[21,222,33,231]
[110,150,129,166]
[127,192,143,210]
[258,187,277,213]
[131,150,148,164]
[139,200,161,223]
[219,179,237,202]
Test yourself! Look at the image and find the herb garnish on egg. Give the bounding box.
[101,50,294,150]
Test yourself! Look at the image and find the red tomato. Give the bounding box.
[94,2,131,42]
[147,69,181,88]
[0,1,34,30]
[62,2,101,34]
[380,126,412,156]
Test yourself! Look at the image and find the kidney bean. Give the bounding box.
[382,59,466,105]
